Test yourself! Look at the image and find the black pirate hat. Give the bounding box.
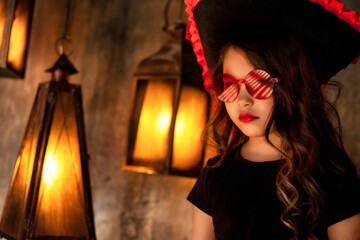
[185,0,360,91]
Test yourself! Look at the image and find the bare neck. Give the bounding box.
[240,133,284,162]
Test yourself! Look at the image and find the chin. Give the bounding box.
[240,130,266,138]
[236,123,267,138]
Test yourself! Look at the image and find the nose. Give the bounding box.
[236,83,254,106]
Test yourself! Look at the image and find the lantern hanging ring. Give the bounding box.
[55,35,74,56]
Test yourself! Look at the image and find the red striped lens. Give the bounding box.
[213,69,280,102]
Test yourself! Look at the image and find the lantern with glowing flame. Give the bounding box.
[123,29,210,177]
[0,0,34,78]
[0,54,96,240]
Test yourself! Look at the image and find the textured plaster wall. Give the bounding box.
[0,0,194,239]
[0,0,359,240]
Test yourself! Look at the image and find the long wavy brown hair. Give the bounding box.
[205,34,353,239]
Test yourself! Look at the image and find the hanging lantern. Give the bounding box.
[0,54,96,240]
[0,0,35,78]
[123,27,210,178]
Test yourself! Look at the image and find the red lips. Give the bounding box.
[239,113,259,123]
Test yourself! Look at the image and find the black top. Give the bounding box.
[187,148,360,240]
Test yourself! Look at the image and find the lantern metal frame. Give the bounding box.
[123,28,210,178]
[0,55,96,240]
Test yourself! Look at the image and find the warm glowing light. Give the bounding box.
[34,92,87,236]
[156,112,171,132]
[0,1,5,49]
[175,116,185,135]
[172,85,208,171]
[43,155,58,184]
[8,11,28,72]
[0,136,38,237]
[0,82,93,239]
[133,80,174,161]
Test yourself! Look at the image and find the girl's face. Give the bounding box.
[223,46,274,138]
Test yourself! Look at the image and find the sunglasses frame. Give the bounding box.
[212,69,280,102]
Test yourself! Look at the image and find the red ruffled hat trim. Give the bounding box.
[185,0,360,92]
[184,0,212,92]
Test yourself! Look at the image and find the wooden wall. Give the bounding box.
[0,0,359,239]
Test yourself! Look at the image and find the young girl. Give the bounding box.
[185,0,360,239]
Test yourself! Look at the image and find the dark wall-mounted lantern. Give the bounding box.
[0,54,96,240]
[0,0,35,78]
[123,27,210,178]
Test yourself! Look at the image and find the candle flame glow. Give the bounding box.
[43,155,58,185]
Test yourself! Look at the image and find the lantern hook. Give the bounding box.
[55,0,74,56]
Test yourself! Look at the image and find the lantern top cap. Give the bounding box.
[46,54,78,74]
[134,31,183,76]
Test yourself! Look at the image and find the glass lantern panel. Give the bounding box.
[171,85,208,176]
[130,78,176,170]
[0,0,5,49]
[8,0,32,72]
[0,83,49,238]
[33,90,87,238]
